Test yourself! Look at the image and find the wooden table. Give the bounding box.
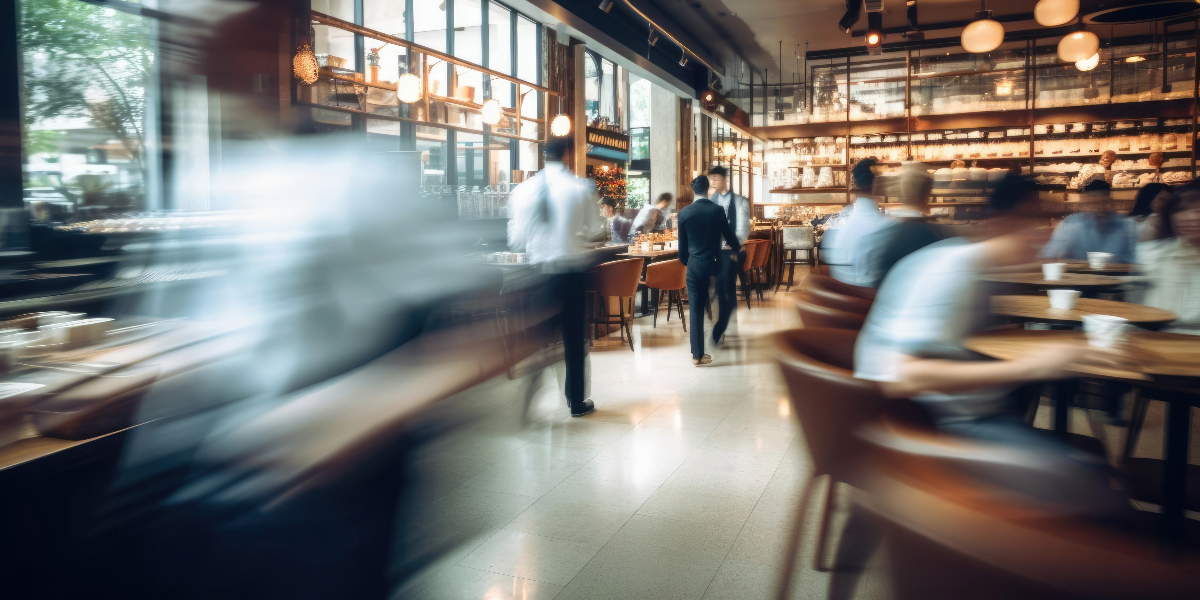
[982,273,1127,290]
[966,328,1200,546]
[990,295,1177,327]
[1062,261,1138,276]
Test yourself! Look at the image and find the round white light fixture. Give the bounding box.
[1076,52,1100,71]
[397,73,422,103]
[481,99,502,125]
[550,114,572,137]
[1034,0,1079,27]
[961,17,1005,54]
[1057,30,1100,63]
[724,141,736,157]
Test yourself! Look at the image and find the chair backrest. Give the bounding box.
[588,258,644,298]
[741,240,760,271]
[751,238,771,268]
[642,259,686,291]
[782,226,815,250]
[774,328,883,478]
[798,284,873,315]
[796,297,867,330]
[805,273,877,301]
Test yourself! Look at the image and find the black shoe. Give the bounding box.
[570,399,595,417]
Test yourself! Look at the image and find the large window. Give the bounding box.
[19,0,154,212]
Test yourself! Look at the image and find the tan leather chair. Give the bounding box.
[795,295,867,330]
[772,327,887,596]
[803,273,877,301]
[750,238,772,304]
[739,240,762,310]
[799,278,873,315]
[641,259,686,330]
[587,258,643,351]
[780,226,816,292]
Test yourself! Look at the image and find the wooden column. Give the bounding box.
[678,97,695,209]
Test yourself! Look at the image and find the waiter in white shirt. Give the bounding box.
[507,138,607,417]
[707,165,751,345]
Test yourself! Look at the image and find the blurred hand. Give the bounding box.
[1019,342,1134,379]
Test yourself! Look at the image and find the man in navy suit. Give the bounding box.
[678,176,742,365]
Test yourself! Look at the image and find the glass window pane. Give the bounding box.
[629,74,651,128]
[488,3,513,107]
[456,132,486,188]
[585,54,600,124]
[414,0,447,52]
[418,125,448,187]
[517,16,538,83]
[363,0,407,36]
[311,0,356,21]
[601,59,615,122]
[911,46,1026,116]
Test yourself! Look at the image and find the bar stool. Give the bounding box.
[750,238,772,304]
[641,259,686,329]
[586,258,643,351]
[739,240,762,310]
[779,226,815,292]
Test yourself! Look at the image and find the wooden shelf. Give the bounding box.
[768,187,848,194]
[319,69,399,92]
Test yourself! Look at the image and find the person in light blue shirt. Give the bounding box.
[1039,180,1138,265]
[827,158,891,286]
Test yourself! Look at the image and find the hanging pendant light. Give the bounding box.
[1034,0,1079,27]
[293,44,319,85]
[1058,28,1100,63]
[724,141,736,157]
[481,99,502,125]
[550,114,572,137]
[1076,52,1100,71]
[397,73,422,103]
[961,1,1004,54]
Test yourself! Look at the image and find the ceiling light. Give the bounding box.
[724,142,736,157]
[648,28,659,46]
[1076,52,1100,71]
[865,12,883,48]
[838,0,862,34]
[1126,55,1146,63]
[995,80,1013,95]
[701,90,715,103]
[1034,0,1078,27]
[1058,29,1100,62]
[550,114,572,137]
[962,12,1004,53]
[397,73,421,103]
[481,99,502,125]
[599,0,614,13]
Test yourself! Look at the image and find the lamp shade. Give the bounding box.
[550,114,571,137]
[1057,30,1100,63]
[961,18,1005,54]
[723,142,736,157]
[1034,0,1079,27]
[1076,52,1100,72]
[397,73,422,103]
[293,44,319,85]
[481,99,502,125]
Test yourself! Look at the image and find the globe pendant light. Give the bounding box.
[961,1,1004,54]
[550,114,572,137]
[481,99,502,125]
[397,73,422,103]
[1034,0,1078,27]
[1058,29,1100,63]
[1076,52,1100,72]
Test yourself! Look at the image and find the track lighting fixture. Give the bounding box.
[599,0,614,14]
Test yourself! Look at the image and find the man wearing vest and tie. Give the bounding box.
[707,166,751,345]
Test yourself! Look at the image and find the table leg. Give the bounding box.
[1052,379,1077,437]
[1161,394,1190,548]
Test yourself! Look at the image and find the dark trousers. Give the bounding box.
[713,249,744,342]
[557,272,588,406]
[686,265,713,359]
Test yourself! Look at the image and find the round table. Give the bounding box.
[990,295,1176,327]
[966,328,1200,545]
[982,273,1126,290]
[1063,262,1138,276]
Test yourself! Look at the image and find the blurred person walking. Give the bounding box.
[678,176,741,365]
[633,192,672,234]
[857,162,943,288]
[825,158,891,286]
[707,166,751,345]
[508,138,607,416]
[1138,182,1200,335]
[1040,180,1138,264]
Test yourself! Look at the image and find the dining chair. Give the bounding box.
[739,240,762,310]
[795,295,867,330]
[750,238,772,304]
[799,278,873,316]
[780,226,815,292]
[802,273,877,302]
[586,258,643,351]
[641,259,686,330]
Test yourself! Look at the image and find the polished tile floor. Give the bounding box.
[393,284,892,599]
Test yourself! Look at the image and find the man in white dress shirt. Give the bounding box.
[825,158,891,287]
[707,165,751,345]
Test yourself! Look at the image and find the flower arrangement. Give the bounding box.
[589,166,626,205]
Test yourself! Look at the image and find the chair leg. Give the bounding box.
[625,297,634,351]
[1122,389,1151,463]
[774,475,819,600]
[677,291,687,332]
[744,271,752,310]
[813,477,838,572]
[652,290,659,328]
[666,290,672,322]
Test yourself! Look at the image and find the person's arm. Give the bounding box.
[719,213,741,253]
[1037,216,1076,260]
[677,215,689,267]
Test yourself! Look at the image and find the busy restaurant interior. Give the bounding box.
[6,0,1200,598]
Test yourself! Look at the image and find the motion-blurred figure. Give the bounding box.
[857,162,942,288]
[826,158,890,287]
[708,165,750,345]
[1138,181,1200,335]
[1040,180,1138,264]
[1130,182,1172,242]
[633,192,672,234]
[508,138,603,416]
[678,176,740,365]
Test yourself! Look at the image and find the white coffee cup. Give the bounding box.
[1047,289,1081,310]
[1042,262,1066,281]
[1082,314,1131,348]
[1087,252,1114,269]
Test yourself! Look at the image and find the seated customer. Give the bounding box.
[1138,182,1200,334]
[1129,182,1172,242]
[826,158,890,286]
[633,193,672,234]
[857,162,943,288]
[1039,180,1137,264]
[856,176,1130,515]
[600,197,635,245]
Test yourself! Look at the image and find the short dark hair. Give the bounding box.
[599,196,618,208]
[851,158,876,191]
[1159,181,1200,238]
[655,192,672,206]
[543,137,571,162]
[1082,179,1111,193]
[987,174,1039,216]
[707,166,728,178]
[690,175,710,196]
[1131,183,1171,218]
